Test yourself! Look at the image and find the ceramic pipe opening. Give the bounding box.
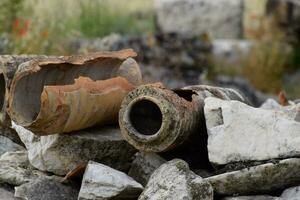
[128,99,163,136]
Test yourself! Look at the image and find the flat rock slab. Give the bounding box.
[204,97,300,165]
[15,178,78,200]
[12,122,136,175]
[205,158,300,195]
[0,135,25,156]
[139,159,213,200]
[128,152,166,186]
[0,151,60,186]
[78,161,143,200]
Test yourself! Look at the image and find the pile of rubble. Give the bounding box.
[0,50,299,200]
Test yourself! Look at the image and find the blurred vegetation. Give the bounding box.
[0,0,154,54]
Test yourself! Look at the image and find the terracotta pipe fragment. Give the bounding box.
[119,84,246,168]
[8,49,142,135]
[0,55,51,126]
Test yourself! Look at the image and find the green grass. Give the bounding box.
[0,0,154,54]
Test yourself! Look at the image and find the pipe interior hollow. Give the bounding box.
[0,74,5,110]
[128,99,163,136]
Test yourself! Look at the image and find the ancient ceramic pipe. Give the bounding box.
[8,49,142,135]
[0,55,50,126]
[119,84,246,168]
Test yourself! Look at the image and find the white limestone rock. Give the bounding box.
[205,158,300,195]
[154,0,243,39]
[138,159,213,200]
[280,185,300,200]
[78,161,143,200]
[204,97,300,165]
[12,122,136,175]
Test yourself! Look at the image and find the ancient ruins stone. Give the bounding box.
[0,135,24,156]
[128,152,166,186]
[0,151,59,186]
[280,185,300,199]
[154,0,243,39]
[78,161,143,200]
[12,122,136,175]
[138,159,213,200]
[204,97,300,165]
[222,196,280,200]
[205,158,300,195]
[14,178,78,200]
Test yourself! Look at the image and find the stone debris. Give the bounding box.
[0,49,300,199]
[0,150,60,186]
[139,159,213,200]
[14,178,78,200]
[205,158,300,195]
[12,122,136,175]
[204,97,300,165]
[78,161,143,200]
[128,152,166,186]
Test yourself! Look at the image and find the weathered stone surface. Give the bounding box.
[0,184,14,200]
[204,97,300,165]
[280,185,300,200]
[12,122,136,175]
[154,0,243,39]
[0,135,24,156]
[205,158,300,195]
[139,159,213,200]
[128,152,166,186]
[260,98,281,109]
[14,178,78,200]
[78,161,143,200]
[0,151,59,186]
[222,196,280,200]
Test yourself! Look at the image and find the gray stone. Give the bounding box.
[12,122,136,175]
[204,97,300,165]
[222,196,281,200]
[139,159,213,200]
[128,152,166,186]
[154,0,243,39]
[205,158,300,195]
[14,178,78,200]
[0,151,60,186]
[0,184,14,200]
[78,161,143,200]
[280,185,300,200]
[0,135,24,156]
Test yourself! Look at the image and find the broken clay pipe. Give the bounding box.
[0,55,52,127]
[119,84,246,168]
[8,49,142,135]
